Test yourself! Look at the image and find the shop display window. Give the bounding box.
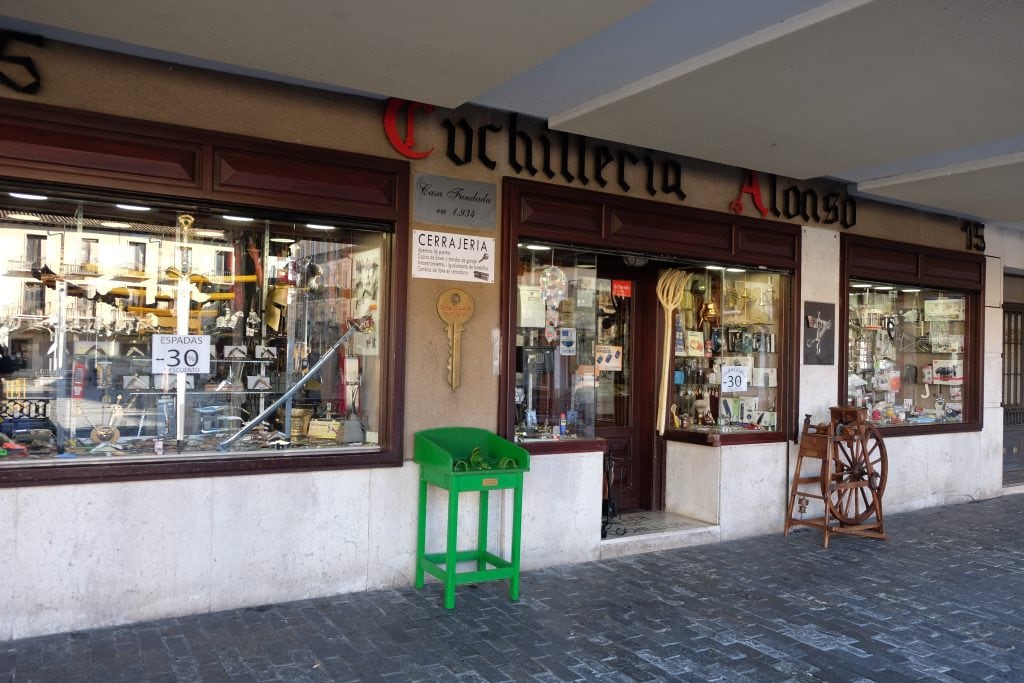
[0,188,390,465]
[513,243,790,441]
[667,266,788,435]
[847,281,968,426]
[514,247,598,441]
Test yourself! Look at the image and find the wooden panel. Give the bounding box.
[846,235,984,290]
[735,224,799,266]
[608,207,732,258]
[846,240,918,280]
[0,118,200,187]
[921,253,984,289]
[518,193,603,239]
[214,148,397,212]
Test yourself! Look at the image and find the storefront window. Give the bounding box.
[513,243,790,441]
[847,281,967,426]
[668,266,787,435]
[0,188,390,465]
[515,247,598,441]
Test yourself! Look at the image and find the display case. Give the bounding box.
[512,244,790,443]
[666,267,787,436]
[846,282,967,426]
[0,196,388,462]
[513,249,597,442]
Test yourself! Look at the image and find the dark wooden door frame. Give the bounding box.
[593,261,658,511]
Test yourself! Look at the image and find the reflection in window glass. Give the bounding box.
[847,281,966,426]
[0,189,389,464]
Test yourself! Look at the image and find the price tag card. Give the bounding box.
[152,335,211,374]
[720,365,748,393]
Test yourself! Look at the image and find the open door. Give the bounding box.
[594,262,658,511]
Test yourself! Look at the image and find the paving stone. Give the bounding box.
[7,495,1024,681]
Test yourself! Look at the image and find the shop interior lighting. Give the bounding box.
[270,237,295,243]
[116,204,151,211]
[101,221,132,229]
[874,286,893,291]
[306,223,336,231]
[7,212,41,221]
[195,229,225,238]
[9,192,47,200]
[726,267,746,273]
[525,244,550,251]
[705,265,725,270]
[902,288,921,293]
[851,283,873,288]
[222,215,254,222]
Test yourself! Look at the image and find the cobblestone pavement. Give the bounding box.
[5,493,1024,682]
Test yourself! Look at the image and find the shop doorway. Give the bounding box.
[595,260,658,511]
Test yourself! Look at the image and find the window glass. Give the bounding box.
[0,189,389,464]
[513,244,790,440]
[670,266,787,434]
[847,281,966,426]
[515,247,597,441]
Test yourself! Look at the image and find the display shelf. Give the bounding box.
[128,389,273,396]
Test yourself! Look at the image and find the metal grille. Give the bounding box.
[1005,305,1024,425]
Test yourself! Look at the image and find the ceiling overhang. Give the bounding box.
[3,0,1024,226]
[0,1,650,107]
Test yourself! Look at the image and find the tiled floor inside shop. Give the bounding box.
[602,510,710,538]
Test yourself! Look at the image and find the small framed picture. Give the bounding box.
[246,375,273,391]
[223,345,247,359]
[123,375,150,390]
[685,331,705,357]
[152,375,194,391]
[255,345,278,360]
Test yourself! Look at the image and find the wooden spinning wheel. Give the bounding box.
[785,406,888,547]
[825,416,888,525]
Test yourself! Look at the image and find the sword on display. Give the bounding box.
[217,314,374,451]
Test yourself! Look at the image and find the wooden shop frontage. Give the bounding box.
[0,38,1002,639]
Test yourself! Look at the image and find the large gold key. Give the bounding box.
[436,288,474,389]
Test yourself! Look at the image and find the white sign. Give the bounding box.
[559,328,577,356]
[152,335,211,374]
[720,365,748,393]
[518,285,545,327]
[595,344,622,371]
[412,229,494,283]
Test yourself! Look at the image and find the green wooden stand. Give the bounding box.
[413,428,530,609]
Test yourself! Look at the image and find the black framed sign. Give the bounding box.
[804,301,835,365]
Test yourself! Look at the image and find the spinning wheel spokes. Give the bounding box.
[824,423,888,525]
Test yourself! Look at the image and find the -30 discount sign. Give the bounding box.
[152,335,211,374]
[720,365,748,393]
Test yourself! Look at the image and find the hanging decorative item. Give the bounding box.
[539,265,567,305]
[655,269,691,434]
[435,287,475,390]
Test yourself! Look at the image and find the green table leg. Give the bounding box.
[510,481,524,601]
[444,486,459,609]
[477,489,489,570]
[415,476,427,589]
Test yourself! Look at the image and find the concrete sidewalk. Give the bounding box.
[4,492,1024,682]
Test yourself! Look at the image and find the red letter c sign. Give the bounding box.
[384,98,435,159]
